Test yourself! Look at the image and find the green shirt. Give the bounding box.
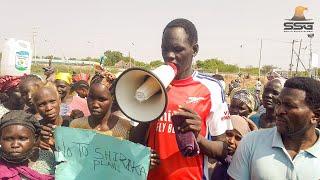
[228,127,320,180]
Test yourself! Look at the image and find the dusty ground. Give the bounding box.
[224,74,267,90]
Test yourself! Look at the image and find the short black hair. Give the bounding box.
[20,74,42,84]
[19,74,43,90]
[71,80,89,91]
[284,77,320,111]
[163,18,198,45]
[212,74,224,81]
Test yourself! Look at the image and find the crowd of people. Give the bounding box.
[0,18,319,180]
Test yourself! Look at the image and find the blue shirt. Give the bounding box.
[228,127,320,180]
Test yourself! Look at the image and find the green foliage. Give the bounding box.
[134,61,151,70]
[28,51,299,78]
[43,55,54,59]
[31,63,120,77]
[103,50,124,66]
[196,59,238,73]
[261,65,277,75]
[53,56,61,60]
[241,67,259,75]
[149,60,163,68]
[293,71,308,77]
[81,57,99,62]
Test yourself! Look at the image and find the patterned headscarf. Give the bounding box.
[72,73,90,90]
[231,89,256,112]
[91,64,116,89]
[72,73,90,83]
[0,75,24,93]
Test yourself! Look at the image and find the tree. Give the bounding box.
[53,56,61,60]
[196,59,238,73]
[150,60,163,68]
[135,61,151,69]
[261,65,277,75]
[44,55,54,59]
[103,50,124,66]
[241,67,259,75]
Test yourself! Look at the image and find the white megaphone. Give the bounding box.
[114,63,177,122]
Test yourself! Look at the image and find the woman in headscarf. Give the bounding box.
[0,110,55,179]
[229,88,256,118]
[211,115,253,180]
[71,72,90,99]
[0,75,25,118]
[54,72,90,117]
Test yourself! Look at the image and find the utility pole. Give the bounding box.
[129,51,131,68]
[295,39,302,75]
[130,42,135,67]
[307,33,314,77]
[258,39,262,79]
[289,40,295,78]
[32,26,38,63]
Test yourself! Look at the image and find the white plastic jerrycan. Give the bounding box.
[0,38,32,76]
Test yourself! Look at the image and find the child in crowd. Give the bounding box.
[211,115,252,180]
[0,110,55,179]
[19,74,44,120]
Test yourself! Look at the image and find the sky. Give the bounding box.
[0,0,319,70]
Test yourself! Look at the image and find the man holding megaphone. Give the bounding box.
[127,18,233,180]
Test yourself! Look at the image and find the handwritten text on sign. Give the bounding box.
[54,127,151,180]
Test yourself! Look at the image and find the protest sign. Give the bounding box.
[54,127,150,180]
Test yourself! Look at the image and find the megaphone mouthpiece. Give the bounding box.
[166,62,178,74]
[114,63,177,122]
[135,64,177,102]
[135,77,161,102]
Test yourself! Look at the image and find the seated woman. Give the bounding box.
[32,83,72,150]
[70,70,132,139]
[0,110,55,179]
[210,115,252,180]
[54,72,90,117]
[19,74,44,120]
